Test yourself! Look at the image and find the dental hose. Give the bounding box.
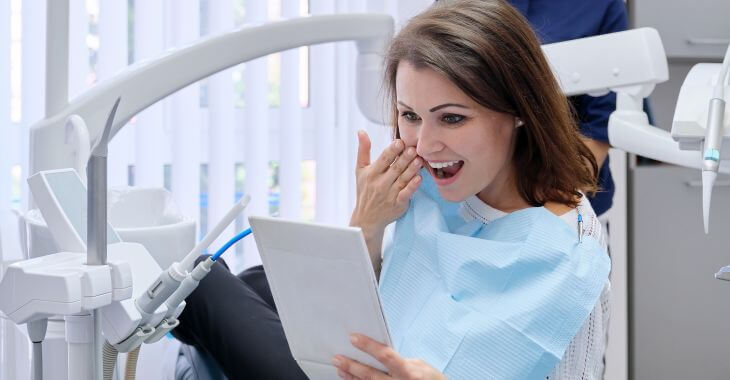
[117,228,254,380]
[103,341,118,380]
[124,346,140,380]
[212,228,252,261]
[162,228,253,321]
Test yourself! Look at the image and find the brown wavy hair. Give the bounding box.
[383,0,597,207]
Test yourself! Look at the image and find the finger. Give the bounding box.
[334,355,390,380]
[383,146,418,184]
[337,368,356,380]
[337,368,355,380]
[350,334,407,376]
[371,139,405,174]
[391,155,422,191]
[396,175,422,205]
[356,130,372,170]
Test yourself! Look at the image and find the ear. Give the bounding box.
[515,117,524,128]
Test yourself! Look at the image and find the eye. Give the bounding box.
[441,113,466,124]
[400,111,421,122]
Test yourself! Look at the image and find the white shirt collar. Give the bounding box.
[459,195,508,224]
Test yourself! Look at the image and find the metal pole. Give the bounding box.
[85,98,120,380]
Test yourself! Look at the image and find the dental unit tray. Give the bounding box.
[21,168,180,344]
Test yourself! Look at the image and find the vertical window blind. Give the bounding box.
[0,0,431,272]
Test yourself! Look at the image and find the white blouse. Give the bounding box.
[459,195,610,380]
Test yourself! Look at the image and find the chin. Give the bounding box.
[435,188,469,203]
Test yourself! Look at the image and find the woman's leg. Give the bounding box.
[237,265,276,311]
[172,257,307,380]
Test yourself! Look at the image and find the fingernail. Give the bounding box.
[394,140,403,149]
[350,335,359,344]
[332,357,341,367]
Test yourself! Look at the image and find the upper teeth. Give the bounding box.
[429,160,460,169]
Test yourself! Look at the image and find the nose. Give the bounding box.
[415,122,445,157]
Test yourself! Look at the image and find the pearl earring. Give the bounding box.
[515,118,524,127]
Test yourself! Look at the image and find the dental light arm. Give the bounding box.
[544,28,730,233]
[29,14,394,177]
[543,28,728,172]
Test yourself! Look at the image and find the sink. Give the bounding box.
[108,187,196,269]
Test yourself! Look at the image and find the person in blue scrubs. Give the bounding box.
[510,0,629,216]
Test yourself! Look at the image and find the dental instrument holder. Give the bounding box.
[144,258,214,344]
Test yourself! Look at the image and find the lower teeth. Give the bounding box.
[436,168,448,179]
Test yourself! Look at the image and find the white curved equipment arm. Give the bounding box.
[30,14,394,176]
[545,27,728,172]
[607,89,730,174]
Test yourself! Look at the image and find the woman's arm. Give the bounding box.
[356,226,386,277]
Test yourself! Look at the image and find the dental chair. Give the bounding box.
[175,343,227,380]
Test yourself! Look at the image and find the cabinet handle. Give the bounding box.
[685,179,730,187]
[686,38,730,46]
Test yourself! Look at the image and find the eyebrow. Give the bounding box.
[396,101,469,113]
[429,103,469,112]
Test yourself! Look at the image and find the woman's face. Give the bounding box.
[396,61,518,203]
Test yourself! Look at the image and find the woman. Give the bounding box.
[174,0,610,378]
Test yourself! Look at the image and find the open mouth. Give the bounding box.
[429,160,465,180]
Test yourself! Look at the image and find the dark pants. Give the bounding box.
[172,257,308,380]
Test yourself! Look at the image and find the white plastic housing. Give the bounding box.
[100,242,169,345]
[0,243,136,324]
[29,14,394,177]
[672,63,730,152]
[543,28,668,96]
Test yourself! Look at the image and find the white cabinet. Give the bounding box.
[632,0,729,59]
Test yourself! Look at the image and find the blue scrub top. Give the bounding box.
[509,0,629,216]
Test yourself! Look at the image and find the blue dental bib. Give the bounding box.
[379,175,610,379]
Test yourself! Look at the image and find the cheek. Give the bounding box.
[398,125,419,147]
[466,127,513,165]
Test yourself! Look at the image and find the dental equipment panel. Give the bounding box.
[0,165,252,377]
